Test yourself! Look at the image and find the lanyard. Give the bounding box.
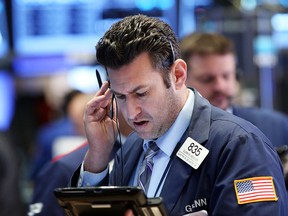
[153,141,182,197]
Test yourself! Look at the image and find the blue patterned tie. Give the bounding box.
[138,141,159,194]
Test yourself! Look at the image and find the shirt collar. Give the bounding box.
[144,89,194,156]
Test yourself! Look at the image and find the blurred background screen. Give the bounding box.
[0,0,9,58]
[10,0,182,78]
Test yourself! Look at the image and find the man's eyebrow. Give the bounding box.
[111,85,147,95]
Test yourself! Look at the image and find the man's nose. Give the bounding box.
[214,78,226,92]
[126,98,141,120]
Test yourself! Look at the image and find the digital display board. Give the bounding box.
[12,0,176,56]
[11,0,177,77]
[0,0,9,58]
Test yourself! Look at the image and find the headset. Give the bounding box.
[96,69,114,119]
[95,69,124,185]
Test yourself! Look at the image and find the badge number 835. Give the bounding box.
[177,137,209,169]
[188,142,202,156]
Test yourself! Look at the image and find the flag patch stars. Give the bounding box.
[234,176,278,204]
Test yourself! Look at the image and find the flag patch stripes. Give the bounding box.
[234,176,278,204]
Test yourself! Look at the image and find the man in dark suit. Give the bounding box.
[180,32,288,149]
[71,15,287,215]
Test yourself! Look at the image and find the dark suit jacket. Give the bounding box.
[29,143,88,216]
[71,89,288,216]
[233,106,288,148]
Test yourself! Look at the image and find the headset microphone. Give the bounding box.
[96,69,114,119]
[96,69,103,87]
[95,69,124,186]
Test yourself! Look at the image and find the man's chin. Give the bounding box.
[136,131,152,140]
[136,131,158,140]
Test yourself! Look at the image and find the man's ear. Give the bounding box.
[171,59,187,89]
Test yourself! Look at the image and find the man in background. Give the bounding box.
[180,32,288,189]
[29,90,88,181]
[180,32,288,149]
[28,104,132,216]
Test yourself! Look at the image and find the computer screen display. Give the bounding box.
[0,0,9,58]
[12,0,176,57]
[0,71,15,131]
[11,0,177,77]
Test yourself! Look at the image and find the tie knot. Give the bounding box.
[145,141,159,158]
[147,141,159,152]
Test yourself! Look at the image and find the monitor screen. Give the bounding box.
[12,0,176,57]
[0,71,15,131]
[11,0,177,77]
[0,0,9,58]
[12,0,117,56]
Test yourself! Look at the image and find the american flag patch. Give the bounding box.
[234,176,278,204]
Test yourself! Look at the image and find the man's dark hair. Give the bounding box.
[96,14,180,88]
[61,90,82,116]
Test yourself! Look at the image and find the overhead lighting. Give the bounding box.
[271,14,288,32]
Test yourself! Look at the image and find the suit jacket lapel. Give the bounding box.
[160,89,212,212]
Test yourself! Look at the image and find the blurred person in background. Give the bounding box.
[180,32,288,187]
[28,109,132,216]
[0,132,25,216]
[28,143,89,216]
[180,32,288,149]
[29,90,89,181]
